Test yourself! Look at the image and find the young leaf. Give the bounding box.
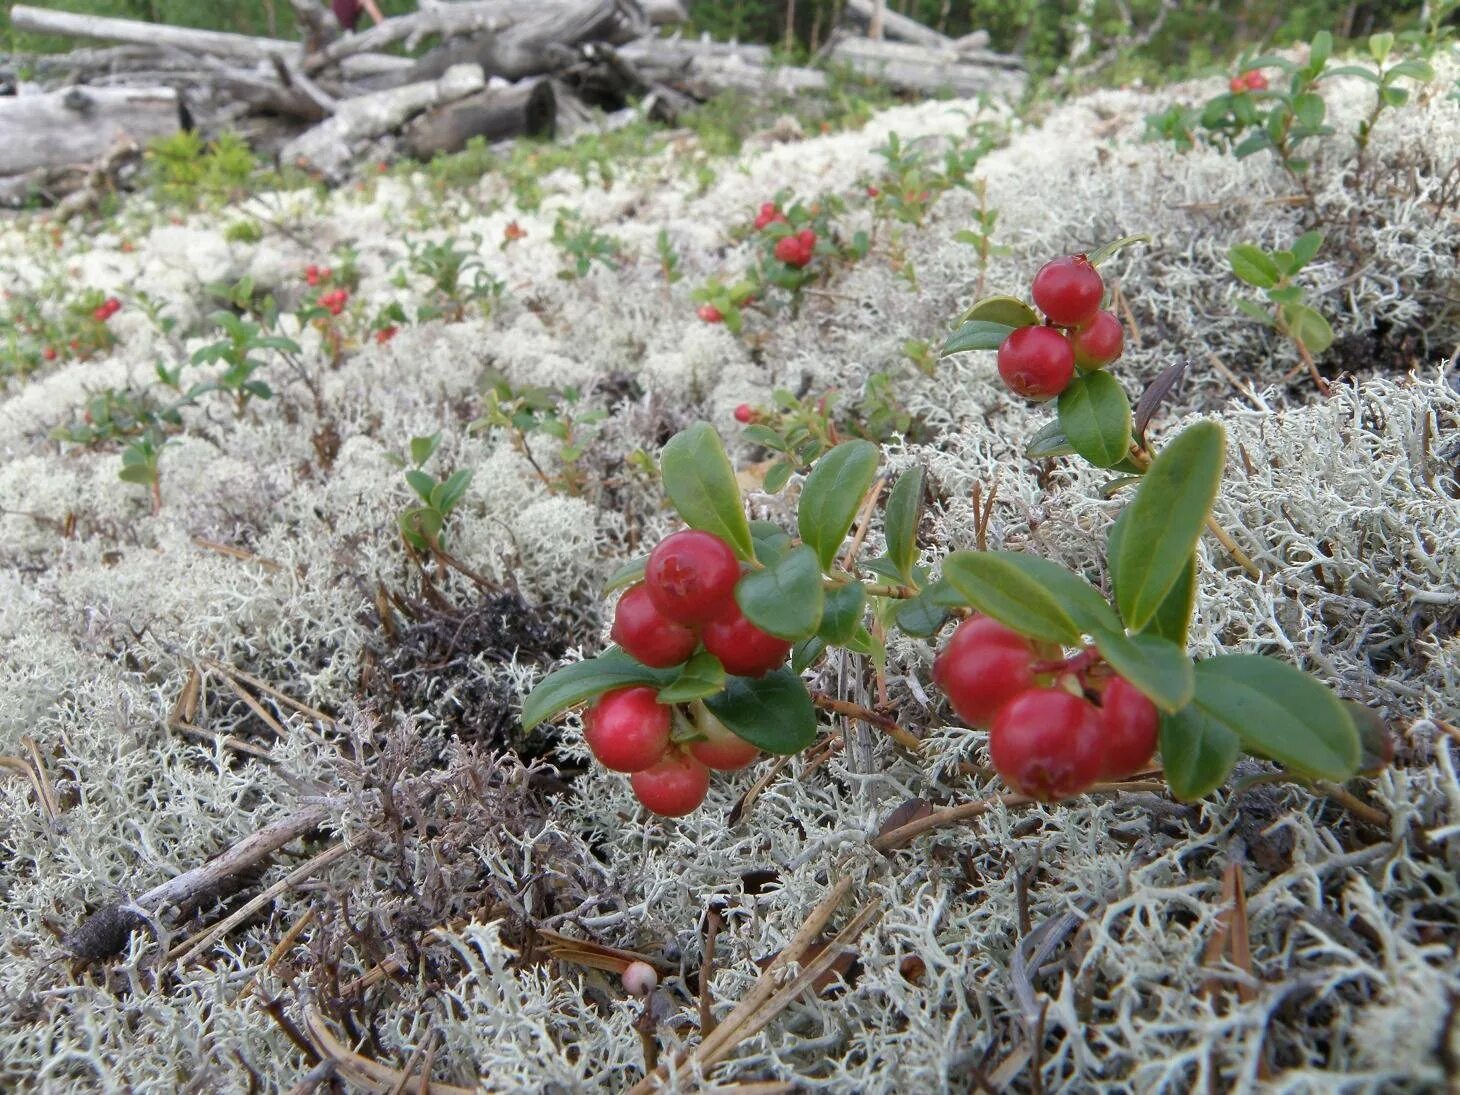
[1290,230,1323,270]
[521,648,675,729]
[705,668,817,755]
[656,649,727,704]
[660,422,755,559]
[1114,421,1225,632]
[882,466,924,582]
[1280,303,1335,354]
[1160,705,1241,801]
[798,440,879,572]
[959,295,1038,328]
[1057,371,1133,468]
[1089,629,1195,713]
[1193,656,1360,780]
[1228,245,1281,289]
[943,319,1018,355]
[736,545,825,640]
[410,433,441,467]
[818,582,867,645]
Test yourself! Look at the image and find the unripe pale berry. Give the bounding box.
[622,960,659,996]
[1098,676,1159,779]
[687,705,761,771]
[700,601,791,678]
[611,583,698,668]
[933,615,1051,728]
[645,530,741,625]
[1031,254,1104,327]
[990,688,1104,801]
[1070,310,1124,370]
[631,748,711,816]
[583,687,671,773]
[997,325,1075,401]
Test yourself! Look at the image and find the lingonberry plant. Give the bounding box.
[1228,231,1334,390]
[386,432,474,553]
[524,241,1377,817]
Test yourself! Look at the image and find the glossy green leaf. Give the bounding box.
[603,555,648,595]
[943,319,1017,355]
[736,545,825,640]
[818,582,867,644]
[893,583,953,637]
[798,440,879,571]
[882,466,924,582]
[792,636,828,673]
[1086,235,1150,267]
[522,648,674,730]
[1193,655,1360,780]
[750,520,793,566]
[741,424,787,450]
[705,668,818,755]
[1090,629,1194,713]
[959,295,1038,328]
[1025,418,1077,459]
[1281,302,1334,354]
[660,422,754,559]
[1108,509,1197,647]
[1228,244,1280,289]
[656,649,727,704]
[763,460,793,493]
[942,551,1100,645]
[1057,371,1133,468]
[1114,421,1225,632]
[1160,705,1241,801]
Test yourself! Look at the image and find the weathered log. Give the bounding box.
[616,37,827,97]
[823,33,1024,98]
[402,78,556,157]
[280,62,486,179]
[841,0,954,50]
[298,0,521,75]
[0,84,181,176]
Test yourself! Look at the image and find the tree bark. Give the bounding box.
[402,77,556,157]
[0,84,181,176]
[616,37,827,97]
[824,32,1025,97]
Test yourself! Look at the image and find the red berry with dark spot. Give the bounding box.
[733,403,753,423]
[631,747,711,816]
[996,325,1075,401]
[1031,254,1104,327]
[612,583,698,668]
[990,688,1104,801]
[1070,310,1124,370]
[698,304,724,324]
[933,615,1051,729]
[583,686,671,773]
[645,530,741,626]
[701,601,791,678]
[688,706,760,771]
[1098,676,1159,779]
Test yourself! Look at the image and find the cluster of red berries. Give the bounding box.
[774,229,816,269]
[91,297,121,323]
[303,264,333,287]
[753,201,787,231]
[1228,68,1269,94]
[318,288,350,316]
[583,529,790,815]
[995,255,1125,402]
[932,615,1158,800]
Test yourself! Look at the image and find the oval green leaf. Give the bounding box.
[941,551,1101,646]
[705,668,818,755]
[1193,655,1360,781]
[1107,509,1197,647]
[522,648,675,730]
[1159,705,1241,801]
[882,466,924,582]
[818,582,867,645]
[1281,302,1334,354]
[798,440,879,572]
[1114,420,1225,632]
[943,319,1018,356]
[1057,371,1133,468]
[893,583,953,637]
[656,649,727,705]
[1025,418,1077,459]
[660,422,754,559]
[736,545,825,641]
[1090,629,1195,713]
[960,295,1038,328]
[603,555,648,595]
[1228,244,1281,289]
[1086,235,1150,268]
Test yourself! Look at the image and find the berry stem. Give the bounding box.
[809,691,922,752]
[861,582,916,599]
[1127,446,1263,581]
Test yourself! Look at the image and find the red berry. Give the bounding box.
[375,325,398,344]
[1070,310,1124,370]
[1031,254,1104,327]
[933,615,1049,729]
[754,202,786,230]
[1229,75,1247,94]
[1242,69,1268,92]
[687,706,760,771]
[996,326,1075,401]
[990,688,1104,801]
[611,583,698,668]
[42,346,57,361]
[1098,676,1159,779]
[866,185,880,198]
[733,403,753,424]
[105,298,120,315]
[697,304,724,324]
[631,748,710,816]
[583,686,671,773]
[645,530,740,626]
[92,305,110,322]
[774,234,813,268]
[701,601,791,678]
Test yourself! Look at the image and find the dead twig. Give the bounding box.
[809,691,921,752]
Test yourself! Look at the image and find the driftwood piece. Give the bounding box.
[281,62,487,179]
[0,84,181,175]
[402,78,556,157]
[824,33,1024,98]
[841,0,954,50]
[616,37,827,97]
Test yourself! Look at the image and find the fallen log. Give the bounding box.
[402,77,556,157]
[616,37,827,97]
[0,84,181,176]
[280,62,487,179]
[841,0,954,50]
[823,33,1024,98]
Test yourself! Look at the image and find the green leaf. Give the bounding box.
[1085,235,1150,268]
[1108,509,1197,647]
[1234,298,1276,326]
[1160,705,1241,801]
[1368,31,1394,63]
[1233,132,1272,158]
[1281,302,1334,354]
[404,469,437,504]
[798,440,879,571]
[1057,372,1133,468]
[763,460,793,494]
[1193,655,1359,779]
[118,464,157,485]
[882,466,924,583]
[1307,30,1332,73]
[410,433,441,467]
[818,582,866,644]
[432,468,472,513]
[521,648,674,730]
[736,546,825,641]
[943,319,1018,355]
[705,668,817,755]
[959,295,1038,328]
[1292,92,1326,129]
[1386,59,1434,83]
[1025,418,1077,459]
[656,649,726,704]
[660,422,754,559]
[792,636,828,673]
[741,424,786,450]
[1114,421,1225,632]
[603,555,648,595]
[749,520,793,566]
[1291,231,1323,270]
[1228,244,1280,289]
[1090,629,1194,713]
[942,551,1103,645]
